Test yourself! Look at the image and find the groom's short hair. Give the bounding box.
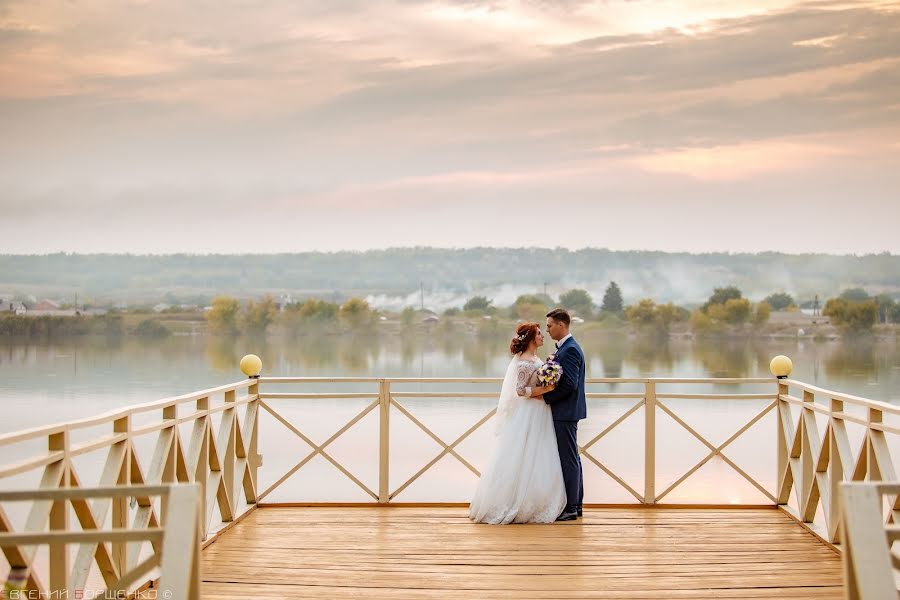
[546,308,570,326]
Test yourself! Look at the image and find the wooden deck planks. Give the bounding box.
[201,507,843,599]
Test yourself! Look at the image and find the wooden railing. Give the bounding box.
[839,482,900,599]
[0,379,259,547]
[777,379,900,544]
[254,376,780,506]
[0,484,201,599]
[1,373,898,593]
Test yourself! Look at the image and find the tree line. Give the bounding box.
[4,284,895,339]
[456,283,898,337]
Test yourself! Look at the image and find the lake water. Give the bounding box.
[1,331,898,506]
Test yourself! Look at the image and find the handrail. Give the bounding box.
[839,482,900,599]
[782,378,900,414]
[0,485,176,501]
[775,378,900,547]
[0,484,201,599]
[0,379,255,446]
[257,376,776,384]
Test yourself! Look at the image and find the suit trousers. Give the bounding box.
[553,420,583,512]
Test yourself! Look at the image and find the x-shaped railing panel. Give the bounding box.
[776,390,900,544]
[655,400,777,503]
[389,398,496,500]
[579,399,646,503]
[258,399,380,501]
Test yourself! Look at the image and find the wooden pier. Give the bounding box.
[1,373,898,598]
[201,506,842,599]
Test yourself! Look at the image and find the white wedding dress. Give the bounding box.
[469,354,567,524]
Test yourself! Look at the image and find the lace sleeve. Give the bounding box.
[515,361,532,397]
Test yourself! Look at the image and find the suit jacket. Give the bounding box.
[542,336,587,421]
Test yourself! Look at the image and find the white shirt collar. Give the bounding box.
[556,334,572,349]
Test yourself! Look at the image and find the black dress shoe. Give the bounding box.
[577,506,583,517]
[556,509,578,522]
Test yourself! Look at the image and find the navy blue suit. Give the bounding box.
[543,336,586,513]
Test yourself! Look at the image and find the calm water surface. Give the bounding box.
[1,331,898,504]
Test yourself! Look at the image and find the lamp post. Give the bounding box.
[770,355,793,379]
[240,354,262,379]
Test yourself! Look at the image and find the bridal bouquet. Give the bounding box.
[537,355,563,386]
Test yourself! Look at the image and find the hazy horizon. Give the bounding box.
[2,0,899,254]
[2,250,897,308]
[1,246,898,258]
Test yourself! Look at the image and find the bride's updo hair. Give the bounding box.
[510,322,539,355]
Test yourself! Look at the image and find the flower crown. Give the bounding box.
[514,329,532,341]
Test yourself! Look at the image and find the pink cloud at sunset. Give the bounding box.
[0,0,898,253]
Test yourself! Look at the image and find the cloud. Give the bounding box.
[631,138,852,180]
[0,0,898,253]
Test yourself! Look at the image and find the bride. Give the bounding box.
[469,322,567,524]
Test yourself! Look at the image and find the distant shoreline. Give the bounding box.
[1,250,897,309]
[1,312,897,344]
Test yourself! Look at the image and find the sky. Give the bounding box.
[1,0,898,255]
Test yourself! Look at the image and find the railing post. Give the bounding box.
[379,380,390,504]
[195,396,210,540]
[867,407,883,481]
[162,404,178,524]
[644,381,656,504]
[223,389,236,520]
[776,380,789,505]
[248,380,260,501]
[828,397,844,543]
[112,415,130,574]
[48,430,69,594]
[799,390,815,513]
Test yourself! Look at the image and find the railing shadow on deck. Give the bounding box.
[0,373,898,596]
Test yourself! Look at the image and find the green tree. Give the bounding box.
[840,288,870,302]
[763,293,794,311]
[559,289,593,318]
[532,293,556,307]
[206,296,240,335]
[714,298,751,324]
[511,294,549,322]
[340,297,373,328]
[655,302,688,327]
[624,300,687,332]
[280,298,339,334]
[297,299,338,321]
[401,306,416,327]
[690,309,718,334]
[133,319,171,337]
[702,286,742,312]
[624,299,657,326]
[824,298,878,332]
[241,296,277,334]
[463,296,492,312]
[512,294,550,307]
[601,282,624,313]
[753,301,772,326]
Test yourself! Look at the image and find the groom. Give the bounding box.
[543,308,586,521]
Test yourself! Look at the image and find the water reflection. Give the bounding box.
[628,336,675,376]
[1,328,898,505]
[0,329,898,435]
[587,333,626,379]
[691,340,755,378]
[824,339,877,379]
